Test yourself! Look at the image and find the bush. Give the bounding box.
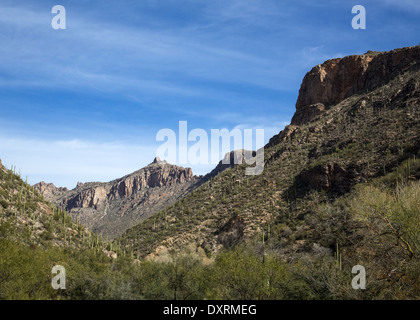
[0,199,8,209]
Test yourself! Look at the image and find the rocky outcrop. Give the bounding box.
[295,162,361,194]
[206,149,254,179]
[152,156,166,164]
[216,215,245,249]
[64,186,107,210]
[33,181,69,199]
[267,125,299,147]
[292,45,420,125]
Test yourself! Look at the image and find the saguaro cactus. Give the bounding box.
[335,243,342,271]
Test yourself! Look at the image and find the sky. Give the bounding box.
[0,0,419,188]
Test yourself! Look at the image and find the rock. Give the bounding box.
[64,186,107,209]
[104,250,117,259]
[291,45,420,125]
[152,156,166,164]
[206,149,255,179]
[296,162,355,194]
[216,215,245,248]
[33,181,69,198]
[267,125,298,147]
[66,227,78,236]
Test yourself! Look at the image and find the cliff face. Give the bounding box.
[34,158,197,238]
[291,46,420,125]
[63,186,107,210]
[33,181,69,199]
[109,162,193,201]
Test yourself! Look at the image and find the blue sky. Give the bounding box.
[0,0,419,188]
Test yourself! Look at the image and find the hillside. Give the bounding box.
[0,159,147,299]
[118,45,420,263]
[0,159,88,248]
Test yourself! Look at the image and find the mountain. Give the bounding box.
[34,157,197,238]
[1,45,419,300]
[118,45,420,261]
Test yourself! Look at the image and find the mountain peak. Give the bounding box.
[152,156,167,165]
[291,45,420,125]
[33,181,69,198]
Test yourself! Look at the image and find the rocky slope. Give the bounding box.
[35,157,197,238]
[118,45,420,258]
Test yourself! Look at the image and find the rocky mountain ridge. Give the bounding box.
[34,157,197,238]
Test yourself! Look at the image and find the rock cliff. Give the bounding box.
[291,46,420,125]
[33,181,69,199]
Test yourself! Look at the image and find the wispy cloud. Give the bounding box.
[381,0,420,12]
[0,3,287,99]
